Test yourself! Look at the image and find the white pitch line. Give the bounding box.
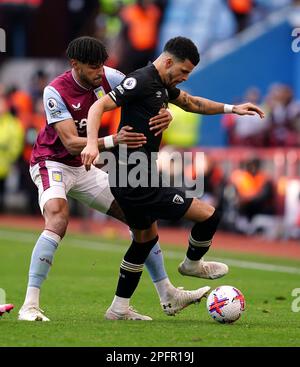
[0,229,300,275]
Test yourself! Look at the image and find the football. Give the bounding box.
[206,285,246,323]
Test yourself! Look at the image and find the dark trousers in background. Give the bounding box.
[0,178,5,212]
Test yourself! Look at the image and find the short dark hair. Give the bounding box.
[66,36,108,65]
[163,36,200,66]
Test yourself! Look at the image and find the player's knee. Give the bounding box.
[107,200,126,223]
[44,201,69,237]
[52,215,68,238]
[132,224,157,243]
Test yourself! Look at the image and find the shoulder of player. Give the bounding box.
[120,65,153,90]
[43,85,63,101]
[103,65,126,90]
[103,65,125,79]
[130,64,153,79]
[49,70,72,89]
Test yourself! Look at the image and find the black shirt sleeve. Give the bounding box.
[168,87,181,101]
[108,70,148,107]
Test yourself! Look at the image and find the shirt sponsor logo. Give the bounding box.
[74,118,87,130]
[123,77,137,90]
[52,171,62,182]
[47,98,58,111]
[72,102,81,111]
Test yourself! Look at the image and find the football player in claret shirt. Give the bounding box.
[82,36,265,320]
[18,37,211,322]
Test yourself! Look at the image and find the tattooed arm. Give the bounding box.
[172,90,265,118]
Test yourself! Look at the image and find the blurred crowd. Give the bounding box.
[0,0,296,66]
[0,69,48,215]
[158,146,276,234]
[222,84,300,147]
[227,0,296,33]
[157,147,300,239]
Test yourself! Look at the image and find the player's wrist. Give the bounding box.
[104,135,115,149]
[112,134,118,146]
[224,104,234,114]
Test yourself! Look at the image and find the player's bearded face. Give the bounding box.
[166,59,195,88]
[78,63,104,88]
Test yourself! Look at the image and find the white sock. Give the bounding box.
[43,229,61,243]
[23,287,40,308]
[183,256,202,269]
[154,278,176,302]
[111,295,130,313]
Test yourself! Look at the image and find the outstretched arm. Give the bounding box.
[172,90,265,118]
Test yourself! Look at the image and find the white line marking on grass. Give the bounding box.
[1,229,300,275]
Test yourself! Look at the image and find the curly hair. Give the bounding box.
[66,36,108,65]
[163,36,200,66]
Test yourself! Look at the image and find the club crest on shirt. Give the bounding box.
[94,86,106,99]
[123,77,137,90]
[52,171,62,182]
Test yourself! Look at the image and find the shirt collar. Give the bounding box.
[71,69,91,91]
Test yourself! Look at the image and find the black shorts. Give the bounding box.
[111,186,193,230]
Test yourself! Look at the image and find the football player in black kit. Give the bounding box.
[82,36,265,320]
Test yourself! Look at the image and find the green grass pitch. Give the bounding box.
[0,227,300,347]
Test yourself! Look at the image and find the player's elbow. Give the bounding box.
[64,140,80,155]
[68,146,80,156]
[68,145,81,156]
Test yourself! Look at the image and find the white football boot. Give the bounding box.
[18,306,50,321]
[178,258,229,280]
[161,286,211,316]
[105,306,152,320]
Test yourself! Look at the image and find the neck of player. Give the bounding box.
[72,69,92,90]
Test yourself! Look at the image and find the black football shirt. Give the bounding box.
[108,63,180,154]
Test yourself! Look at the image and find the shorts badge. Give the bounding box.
[52,171,62,182]
[173,194,184,204]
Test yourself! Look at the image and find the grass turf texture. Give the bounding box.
[0,227,300,347]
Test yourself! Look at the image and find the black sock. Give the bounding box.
[116,236,158,298]
[186,210,221,261]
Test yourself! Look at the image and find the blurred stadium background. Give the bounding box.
[1,0,300,242]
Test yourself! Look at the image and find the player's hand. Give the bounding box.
[116,125,147,148]
[81,144,99,171]
[233,103,265,119]
[149,108,173,136]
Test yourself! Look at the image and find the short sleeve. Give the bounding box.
[104,66,126,89]
[168,87,181,101]
[108,71,147,107]
[43,86,72,124]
